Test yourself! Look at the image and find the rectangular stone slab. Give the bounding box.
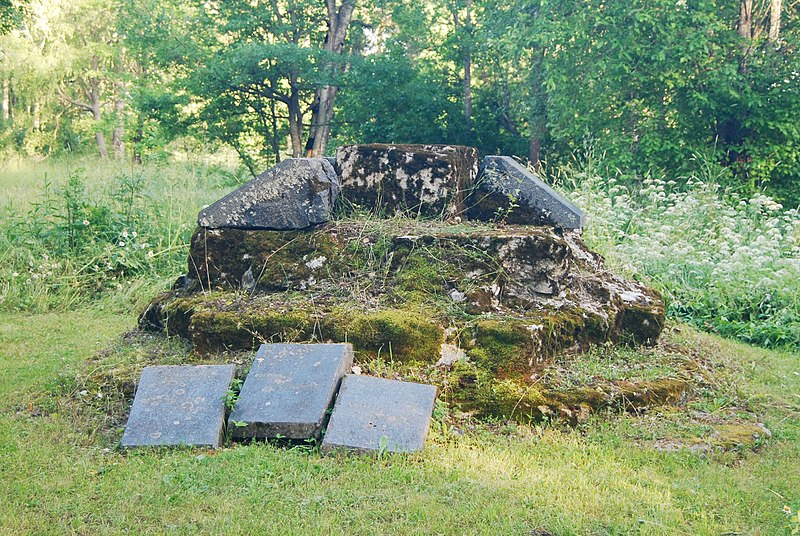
[466,156,586,228]
[120,365,235,449]
[229,343,354,440]
[197,158,339,230]
[321,375,437,454]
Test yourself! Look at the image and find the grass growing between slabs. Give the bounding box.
[1,310,799,535]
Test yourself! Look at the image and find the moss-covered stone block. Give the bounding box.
[188,227,344,292]
[614,301,667,346]
[613,378,687,409]
[712,423,771,451]
[138,217,673,422]
[190,309,315,354]
[467,319,539,375]
[335,309,444,363]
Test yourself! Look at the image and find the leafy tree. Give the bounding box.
[335,49,462,145]
[0,0,25,35]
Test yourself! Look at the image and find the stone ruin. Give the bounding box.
[130,144,667,451]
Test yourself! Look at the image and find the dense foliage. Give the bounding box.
[0,0,798,202]
[567,156,800,349]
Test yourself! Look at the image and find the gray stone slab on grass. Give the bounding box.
[229,343,354,440]
[120,365,235,449]
[466,156,586,228]
[198,158,339,230]
[321,375,437,454]
[336,144,478,218]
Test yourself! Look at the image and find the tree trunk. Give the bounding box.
[305,0,356,157]
[528,49,547,171]
[529,137,541,172]
[2,79,10,121]
[269,92,282,163]
[89,56,108,159]
[95,128,108,159]
[33,97,40,130]
[132,118,143,165]
[739,0,753,39]
[769,0,781,42]
[307,85,338,156]
[464,0,473,133]
[112,79,125,159]
[288,84,304,158]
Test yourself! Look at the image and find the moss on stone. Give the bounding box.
[189,227,344,292]
[390,254,448,303]
[467,320,537,375]
[137,216,677,422]
[614,301,666,346]
[446,354,690,423]
[712,423,770,450]
[613,378,687,409]
[161,294,208,338]
[189,308,315,354]
[446,362,544,419]
[331,309,444,363]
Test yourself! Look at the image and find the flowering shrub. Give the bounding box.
[564,167,800,350]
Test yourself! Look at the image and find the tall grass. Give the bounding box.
[0,156,245,312]
[558,159,800,350]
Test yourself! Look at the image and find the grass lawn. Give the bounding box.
[0,310,798,535]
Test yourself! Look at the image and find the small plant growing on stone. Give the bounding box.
[377,434,390,458]
[493,188,521,223]
[224,378,243,411]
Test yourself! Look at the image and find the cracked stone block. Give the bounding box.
[229,343,354,440]
[198,158,339,230]
[120,365,236,449]
[336,144,479,217]
[321,375,437,454]
[466,156,586,228]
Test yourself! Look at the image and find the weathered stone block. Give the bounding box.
[321,375,437,454]
[466,156,586,228]
[186,227,344,292]
[229,343,353,440]
[336,144,479,217]
[198,158,339,230]
[120,365,235,449]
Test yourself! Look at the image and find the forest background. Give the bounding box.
[1,0,799,200]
